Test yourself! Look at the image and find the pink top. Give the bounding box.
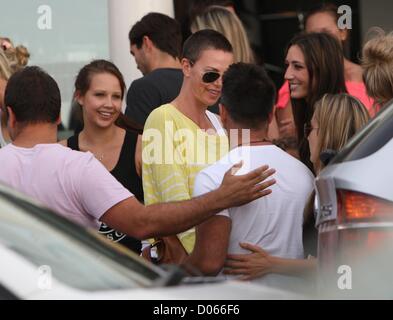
[0,143,133,229]
[276,80,376,116]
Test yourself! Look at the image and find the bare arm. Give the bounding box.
[134,134,142,177]
[101,163,276,240]
[276,100,296,139]
[185,215,231,276]
[224,242,317,280]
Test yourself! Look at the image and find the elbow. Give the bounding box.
[194,259,224,276]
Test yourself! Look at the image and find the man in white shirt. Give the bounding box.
[186,63,314,288]
[0,66,276,242]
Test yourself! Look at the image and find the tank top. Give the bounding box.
[67,130,143,253]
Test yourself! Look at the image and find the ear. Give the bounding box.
[219,103,228,124]
[55,115,62,125]
[74,91,84,107]
[267,110,274,125]
[338,29,348,42]
[6,106,16,129]
[142,35,154,51]
[182,58,192,78]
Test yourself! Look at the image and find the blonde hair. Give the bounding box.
[0,37,30,80]
[362,28,393,107]
[313,93,370,172]
[190,5,254,63]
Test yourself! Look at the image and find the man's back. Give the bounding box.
[125,68,183,125]
[193,145,314,286]
[0,143,131,229]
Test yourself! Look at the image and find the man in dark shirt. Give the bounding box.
[125,13,183,125]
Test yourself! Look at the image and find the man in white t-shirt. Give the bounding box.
[0,66,276,242]
[186,63,314,288]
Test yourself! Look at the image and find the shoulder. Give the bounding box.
[58,139,68,147]
[145,104,175,125]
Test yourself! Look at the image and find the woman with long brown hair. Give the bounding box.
[60,59,143,253]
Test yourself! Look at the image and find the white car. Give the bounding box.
[0,183,302,300]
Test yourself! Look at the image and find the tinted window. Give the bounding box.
[0,189,165,291]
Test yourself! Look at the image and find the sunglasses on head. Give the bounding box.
[189,59,221,83]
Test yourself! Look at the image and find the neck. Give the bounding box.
[229,126,270,149]
[150,51,181,71]
[12,123,58,148]
[172,82,210,126]
[80,122,119,146]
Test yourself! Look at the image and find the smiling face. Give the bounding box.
[184,48,233,107]
[284,45,310,100]
[77,72,122,129]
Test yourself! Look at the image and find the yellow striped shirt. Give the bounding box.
[142,104,229,253]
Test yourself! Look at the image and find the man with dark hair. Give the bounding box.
[142,30,235,254]
[185,63,314,288]
[125,12,183,125]
[0,66,275,243]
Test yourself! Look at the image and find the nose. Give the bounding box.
[104,95,115,107]
[284,65,293,81]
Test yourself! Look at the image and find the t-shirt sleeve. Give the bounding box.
[193,169,229,218]
[78,155,133,220]
[142,108,190,205]
[125,78,161,125]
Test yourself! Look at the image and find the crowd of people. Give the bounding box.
[1,1,392,292]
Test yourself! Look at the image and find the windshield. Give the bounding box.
[329,100,393,165]
[0,187,166,292]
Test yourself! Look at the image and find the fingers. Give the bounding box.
[242,164,270,181]
[279,119,293,126]
[250,169,276,186]
[239,242,264,253]
[228,160,243,175]
[223,267,248,276]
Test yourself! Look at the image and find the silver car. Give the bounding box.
[315,100,393,298]
[0,183,302,300]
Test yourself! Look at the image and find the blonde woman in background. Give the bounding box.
[0,38,30,147]
[362,28,393,112]
[224,93,369,289]
[190,5,254,63]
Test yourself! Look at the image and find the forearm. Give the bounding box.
[142,188,224,238]
[270,256,317,277]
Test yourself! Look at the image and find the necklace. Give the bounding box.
[236,138,272,148]
[93,153,104,162]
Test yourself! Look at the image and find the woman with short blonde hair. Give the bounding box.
[0,38,30,147]
[190,5,254,63]
[362,28,393,109]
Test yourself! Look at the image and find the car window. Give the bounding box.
[330,100,393,165]
[0,189,166,292]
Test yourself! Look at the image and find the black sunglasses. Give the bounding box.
[189,60,221,83]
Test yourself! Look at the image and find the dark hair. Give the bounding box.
[74,60,142,134]
[287,32,347,170]
[305,2,340,26]
[221,62,275,129]
[128,12,182,60]
[4,66,60,124]
[182,29,233,62]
